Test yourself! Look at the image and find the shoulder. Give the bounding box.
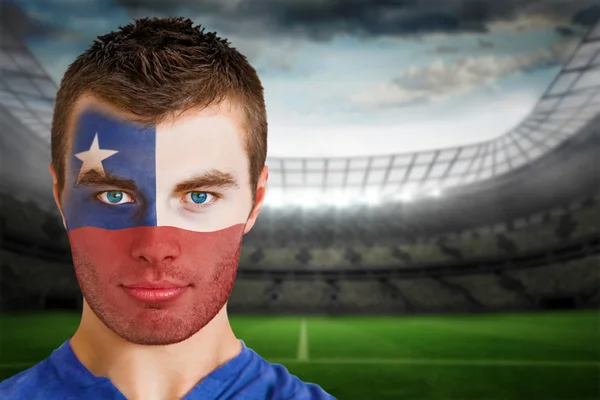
[233,351,335,400]
[264,362,335,400]
[0,360,61,399]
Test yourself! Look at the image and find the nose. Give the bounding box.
[130,227,181,265]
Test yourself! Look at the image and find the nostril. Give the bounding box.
[130,228,182,264]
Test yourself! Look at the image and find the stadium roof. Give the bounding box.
[0,15,598,208]
[264,23,600,207]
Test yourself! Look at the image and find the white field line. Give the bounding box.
[297,318,309,362]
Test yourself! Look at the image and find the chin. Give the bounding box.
[85,288,232,346]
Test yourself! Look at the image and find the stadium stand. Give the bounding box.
[3,189,597,271]
[235,196,600,270]
[0,248,79,310]
[1,178,598,317]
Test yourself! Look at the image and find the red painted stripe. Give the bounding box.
[67,223,245,345]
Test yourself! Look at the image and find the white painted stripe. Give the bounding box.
[297,318,309,361]
[269,358,600,367]
[154,113,251,231]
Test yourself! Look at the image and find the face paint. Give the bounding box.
[62,106,252,345]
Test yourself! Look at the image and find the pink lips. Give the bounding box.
[122,282,189,302]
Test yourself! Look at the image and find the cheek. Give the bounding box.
[68,228,134,290]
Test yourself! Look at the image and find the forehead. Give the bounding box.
[69,97,250,179]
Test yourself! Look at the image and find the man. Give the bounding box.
[0,17,334,400]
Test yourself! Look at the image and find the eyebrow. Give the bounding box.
[75,169,239,193]
[174,170,240,192]
[76,172,138,192]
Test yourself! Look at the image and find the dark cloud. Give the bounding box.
[555,26,577,37]
[432,38,494,55]
[116,0,598,41]
[477,39,494,49]
[0,0,84,40]
[435,45,460,54]
[572,4,600,27]
[351,37,577,109]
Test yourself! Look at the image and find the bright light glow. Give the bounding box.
[264,189,285,208]
[381,184,398,196]
[363,190,381,206]
[286,192,304,208]
[322,189,358,208]
[333,192,352,208]
[299,189,322,208]
[431,188,443,198]
[395,185,417,202]
[397,193,413,202]
[263,183,441,208]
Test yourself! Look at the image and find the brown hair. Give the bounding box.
[52,17,267,205]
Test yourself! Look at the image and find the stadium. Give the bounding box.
[0,1,599,399]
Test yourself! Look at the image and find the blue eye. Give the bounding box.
[106,191,123,203]
[97,191,134,205]
[190,192,208,204]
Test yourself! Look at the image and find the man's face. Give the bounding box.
[58,98,258,345]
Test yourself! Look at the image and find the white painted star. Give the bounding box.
[74,133,119,182]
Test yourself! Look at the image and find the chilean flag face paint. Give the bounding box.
[61,104,253,345]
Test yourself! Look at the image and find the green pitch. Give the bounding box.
[1,310,598,399]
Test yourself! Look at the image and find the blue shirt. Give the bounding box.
[0,340,335,399]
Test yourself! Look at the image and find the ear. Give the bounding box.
[243,165,268,235]
[49,163,67,230]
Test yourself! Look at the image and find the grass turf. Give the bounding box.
[1,310,598,399]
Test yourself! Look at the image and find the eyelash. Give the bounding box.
[95,190,221,209]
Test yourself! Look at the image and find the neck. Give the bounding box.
[69,300,241,400]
